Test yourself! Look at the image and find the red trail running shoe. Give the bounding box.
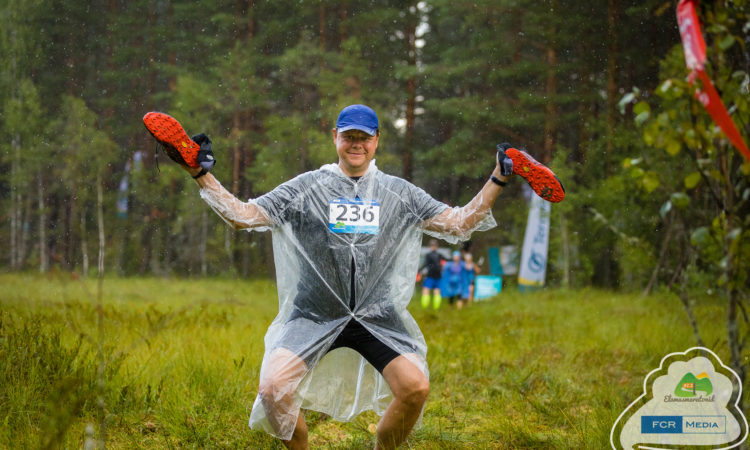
[143,112,200,168]
[506,148,565,203]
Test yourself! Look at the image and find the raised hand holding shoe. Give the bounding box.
[496,143,515,176]
[192,133,216,172]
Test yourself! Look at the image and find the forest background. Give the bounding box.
[0,0,709,282]
[2,0,747,288]
[1,0,749,445]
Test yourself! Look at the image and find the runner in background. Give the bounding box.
[461,252,480,305]
[420,239,445,309]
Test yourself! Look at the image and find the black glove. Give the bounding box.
[496,143,514,176]
[191,133,216,174]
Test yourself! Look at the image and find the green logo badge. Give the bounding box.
[674,372,713,397]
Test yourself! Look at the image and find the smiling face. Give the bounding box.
[333,128,379,177]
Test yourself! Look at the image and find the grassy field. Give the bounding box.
[0,273,743,448]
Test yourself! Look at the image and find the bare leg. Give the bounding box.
[375,355,430,450]
[258,348,309,450]
[283,412,308,450]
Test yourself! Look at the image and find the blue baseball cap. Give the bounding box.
[336,104,379,136]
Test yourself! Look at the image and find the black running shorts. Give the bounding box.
[327,319,401,373]
[274,310,416,374]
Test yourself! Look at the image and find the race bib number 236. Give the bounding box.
[328,198,380,235]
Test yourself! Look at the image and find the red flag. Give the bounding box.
[677,0,707,71]
[677,0,750,161]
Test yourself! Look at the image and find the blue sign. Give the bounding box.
[474,276,502,299]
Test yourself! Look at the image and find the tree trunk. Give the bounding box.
[403,5,418,181]
[247,0,255,40]
[543,46,558,164]
[148,3,157,96]
[643,211,674,296]
[10,188,17,268]
[319,3,326,51]
[38,172,48,273]
[605,0,619,175]
[10,135,19,269]
[81,209,89,276]
[201,209,208,276]
[225,228,234,273]
[339,2,348,45]
[168,1,177,92]
[105,0,117,117]
[97,174,105,276]
[542,0,558,164]
[232,113,242,196]
[67,189,78,271]
[241,142,252,278]
[560,211,570,289]
[58,193,69,269]
[677,267,703,347]
[66,17,76,96]
[229,113,243,274]
[242,233,251,278]
[575,38,589,166]
[20,192,31,267]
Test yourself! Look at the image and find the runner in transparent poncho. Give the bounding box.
[186,105,513,449]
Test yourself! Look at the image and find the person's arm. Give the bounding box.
[188,167,272,230]
[423,163,508,237]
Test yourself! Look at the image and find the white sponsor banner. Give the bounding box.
[500,245,519,275]
[518,194,550,288]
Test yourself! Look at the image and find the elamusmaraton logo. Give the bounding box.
[610,347,747,449]
[674,372,713,398]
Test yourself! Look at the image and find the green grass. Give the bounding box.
[0,273,743,448]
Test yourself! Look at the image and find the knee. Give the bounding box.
[258,377,293,408]
[258,349,307,409]
[401,377,430,407]
[258,378,275,405]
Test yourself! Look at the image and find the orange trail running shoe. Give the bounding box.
[505,148,565,203]
[142,112,200,168]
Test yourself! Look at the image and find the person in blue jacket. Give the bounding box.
[440,251,466,307]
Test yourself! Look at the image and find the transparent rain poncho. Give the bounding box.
[198,161,496,440]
